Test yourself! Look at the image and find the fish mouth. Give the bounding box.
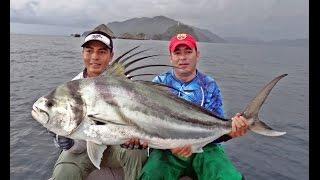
[31,106,49,124]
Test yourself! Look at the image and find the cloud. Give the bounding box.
[10,0,308,40]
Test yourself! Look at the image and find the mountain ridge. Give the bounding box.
[106,16,226,43]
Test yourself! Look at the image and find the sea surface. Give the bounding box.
[10,34,309,180]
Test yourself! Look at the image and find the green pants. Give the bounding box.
[138,144,242,180]
[51,145,148,180]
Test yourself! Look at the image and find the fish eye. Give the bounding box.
[46,100,55,108]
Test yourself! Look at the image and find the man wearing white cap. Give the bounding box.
[49,26,148,180]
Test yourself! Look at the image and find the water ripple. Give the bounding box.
[10,34,309,180]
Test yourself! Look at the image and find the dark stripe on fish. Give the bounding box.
[66,80,84,127]
[45,89,56,101]
[92,77,230,139]
[107,79,230,138]
[116,96,229,139]
[128,104,229,139]
[136,85,230,127]
[94,78,119,107]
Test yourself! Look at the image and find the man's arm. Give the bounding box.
[171,82,249,157]
[204,83,225,118]
[171,114,249,158]
[209,113,249,142]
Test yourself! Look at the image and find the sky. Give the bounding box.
[10,0,309,41]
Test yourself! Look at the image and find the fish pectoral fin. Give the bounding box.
[86,141,108,169]
[88,114,129,126]
[191,146,204,153]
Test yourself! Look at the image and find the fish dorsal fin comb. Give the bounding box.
[100,45,141,77]
[100,46,160,79]
[104,63,127,77]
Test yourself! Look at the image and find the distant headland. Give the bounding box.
[79,16,226,43]
[70,15,308,47]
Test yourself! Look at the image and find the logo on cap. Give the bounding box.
[91,34,103,39]
[176,33,187,40]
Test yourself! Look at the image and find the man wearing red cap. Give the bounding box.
[138,33,249,180]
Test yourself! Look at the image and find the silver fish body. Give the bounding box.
[33,75,231,148]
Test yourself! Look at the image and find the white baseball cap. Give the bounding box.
[81,31,113,51]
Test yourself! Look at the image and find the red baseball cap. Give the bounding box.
[169,33,197,53]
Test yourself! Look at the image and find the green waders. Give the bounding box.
[51,145,148,180]
[138,144,242,180]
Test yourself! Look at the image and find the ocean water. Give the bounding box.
[10,34,309,180]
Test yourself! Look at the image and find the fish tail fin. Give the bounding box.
[249,116,286,136]
[243,74,287,136]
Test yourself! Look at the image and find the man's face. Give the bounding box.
[82,40,113,77]
[170,44,200,77]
